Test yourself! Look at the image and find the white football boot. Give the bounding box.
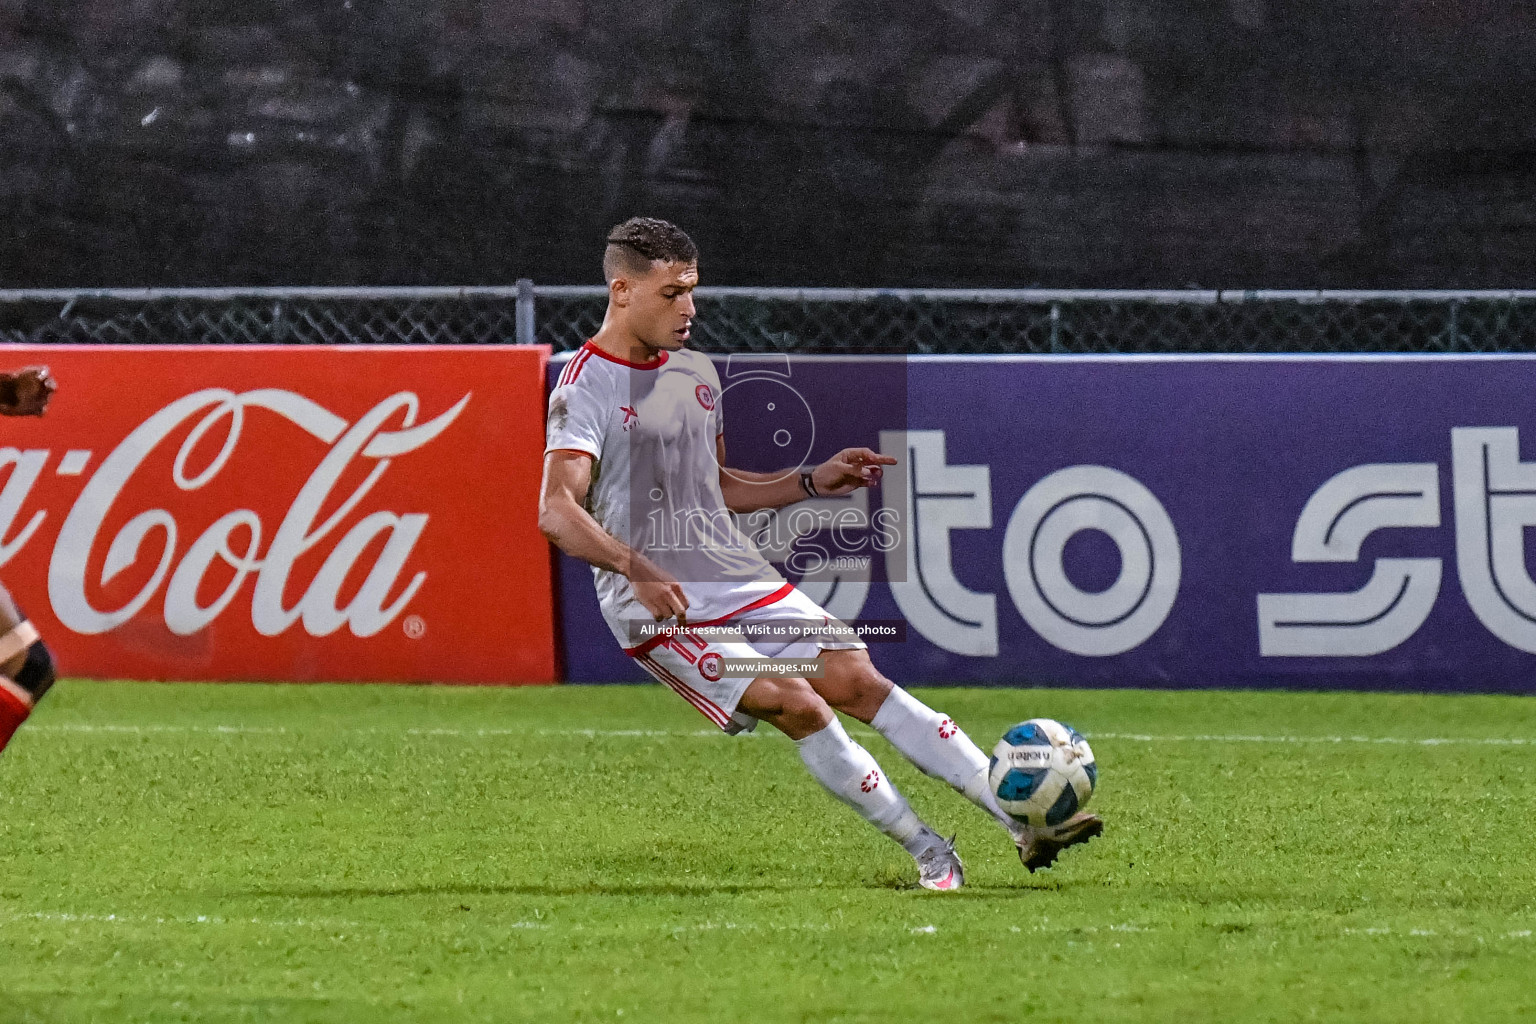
[1011,812,1104,873]
[912,829,965,891]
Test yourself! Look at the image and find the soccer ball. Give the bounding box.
[989,719,1097,828]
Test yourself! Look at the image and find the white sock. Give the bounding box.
[870,686,1018,833]
[795,717,928,853]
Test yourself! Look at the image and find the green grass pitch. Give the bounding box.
[1,680,1534,1023]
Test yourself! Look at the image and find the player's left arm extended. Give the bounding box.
[717,438,896,513]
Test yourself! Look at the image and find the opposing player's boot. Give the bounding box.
[1011,812,1104,873]
[912,829,965,891]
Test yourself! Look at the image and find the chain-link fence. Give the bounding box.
[0,287,531,347]
[3,285,1536,353]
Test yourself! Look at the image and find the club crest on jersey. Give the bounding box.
[695,385,716,411]
[620,405,638,431]
[698,651,723,681]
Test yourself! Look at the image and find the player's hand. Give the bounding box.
[811,447,897,497]
[631,557,691,623]
[0,366,56,417]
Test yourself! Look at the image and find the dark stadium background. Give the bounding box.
[3,5,1536,1021]
[2,0,1534,289]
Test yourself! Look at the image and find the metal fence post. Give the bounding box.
[515,278,535,345]
[1049,302,1062,353]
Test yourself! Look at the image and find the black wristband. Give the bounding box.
[799,470,819,498]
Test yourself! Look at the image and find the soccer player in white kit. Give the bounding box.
[539,218,1101,889]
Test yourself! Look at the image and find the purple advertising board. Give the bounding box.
[552,353,1536,693]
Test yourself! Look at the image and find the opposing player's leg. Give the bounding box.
[815,648,1101,872]
[0,584,56,758]
[736,674,963,890]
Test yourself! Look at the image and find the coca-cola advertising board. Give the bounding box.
[0,345,555,684]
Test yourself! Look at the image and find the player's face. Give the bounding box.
[623,261,698,352]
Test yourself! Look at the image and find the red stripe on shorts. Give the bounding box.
[640,655,729,727]
[639,655,730,729]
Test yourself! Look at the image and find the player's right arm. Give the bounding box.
[538,450,689,622]
[543,366,688,621]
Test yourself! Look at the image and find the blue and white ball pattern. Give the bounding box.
[988,719,1097,828]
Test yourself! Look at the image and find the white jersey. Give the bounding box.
[545,341,785,647]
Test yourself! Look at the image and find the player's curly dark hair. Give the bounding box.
[603,217,698,281]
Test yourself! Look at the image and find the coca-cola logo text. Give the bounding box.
[0,388,469,639]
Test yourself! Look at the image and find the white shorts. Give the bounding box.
[624,583,867,734]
